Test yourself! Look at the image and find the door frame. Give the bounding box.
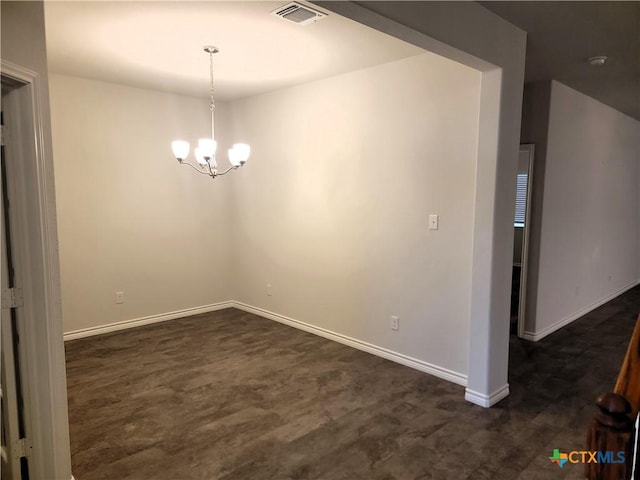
[1,60,72,479]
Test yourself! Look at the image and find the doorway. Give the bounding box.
[1,98,32,480]
[511,144,534,338]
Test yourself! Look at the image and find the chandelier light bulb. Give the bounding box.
[230,143,251,165]
[228,148,241,167]
[198,138,217,158]
[194,147,208,166]
[171,140,190,160]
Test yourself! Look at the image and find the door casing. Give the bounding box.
[1,60,73,480]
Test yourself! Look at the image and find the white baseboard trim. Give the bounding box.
[465,384,510,408]
[520,279,640,342]
[63,301,234,341]
[62,300,468,388]
[232,301,468,387]
[518,330,537,342]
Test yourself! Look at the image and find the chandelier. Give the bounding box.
[171,46,250,179]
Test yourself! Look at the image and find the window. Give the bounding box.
[514,173,528,227]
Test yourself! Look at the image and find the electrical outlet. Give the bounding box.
[429,214,439,230]
[115,291,124,304]
[266,284,273,297]
[391,315,399,331]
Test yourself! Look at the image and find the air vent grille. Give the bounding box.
[271,2,327,26]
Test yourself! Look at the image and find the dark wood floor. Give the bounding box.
[65,286,640,479]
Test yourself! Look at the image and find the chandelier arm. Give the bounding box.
[179,160,214,176]
[215,165,240,177]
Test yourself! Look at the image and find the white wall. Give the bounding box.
[226,53,481,378]
[49,74,235,334]
[532,81,640,338]
[323,1,526,406]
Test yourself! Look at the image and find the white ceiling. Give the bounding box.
[44,1,426,101]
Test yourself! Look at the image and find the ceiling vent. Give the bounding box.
[271,2,327,26]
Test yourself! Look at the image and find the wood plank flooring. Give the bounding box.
[65,286,640,479]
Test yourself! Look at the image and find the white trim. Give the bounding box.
[63,300,468,386]
[63,302,234,341]
[62,300,468,387]
[1,59,73,478]
[518,330,538,342]
[232,302,468,387]
[465,384,510,407]
[520,279,640,342]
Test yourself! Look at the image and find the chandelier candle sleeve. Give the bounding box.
[171,46,250,179]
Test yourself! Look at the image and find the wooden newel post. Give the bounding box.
[585,392,634,480]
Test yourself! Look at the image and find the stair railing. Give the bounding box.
[585,314,640,480]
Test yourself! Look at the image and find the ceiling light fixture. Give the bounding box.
[171,46,250,179]
[588,56,608,66]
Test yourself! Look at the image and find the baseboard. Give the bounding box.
[232,302,468,387]
[521,279,640,342]
[518,330,537,342]
[62,299,468,387]
[465,384,509,408]
[63,301,234,341]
